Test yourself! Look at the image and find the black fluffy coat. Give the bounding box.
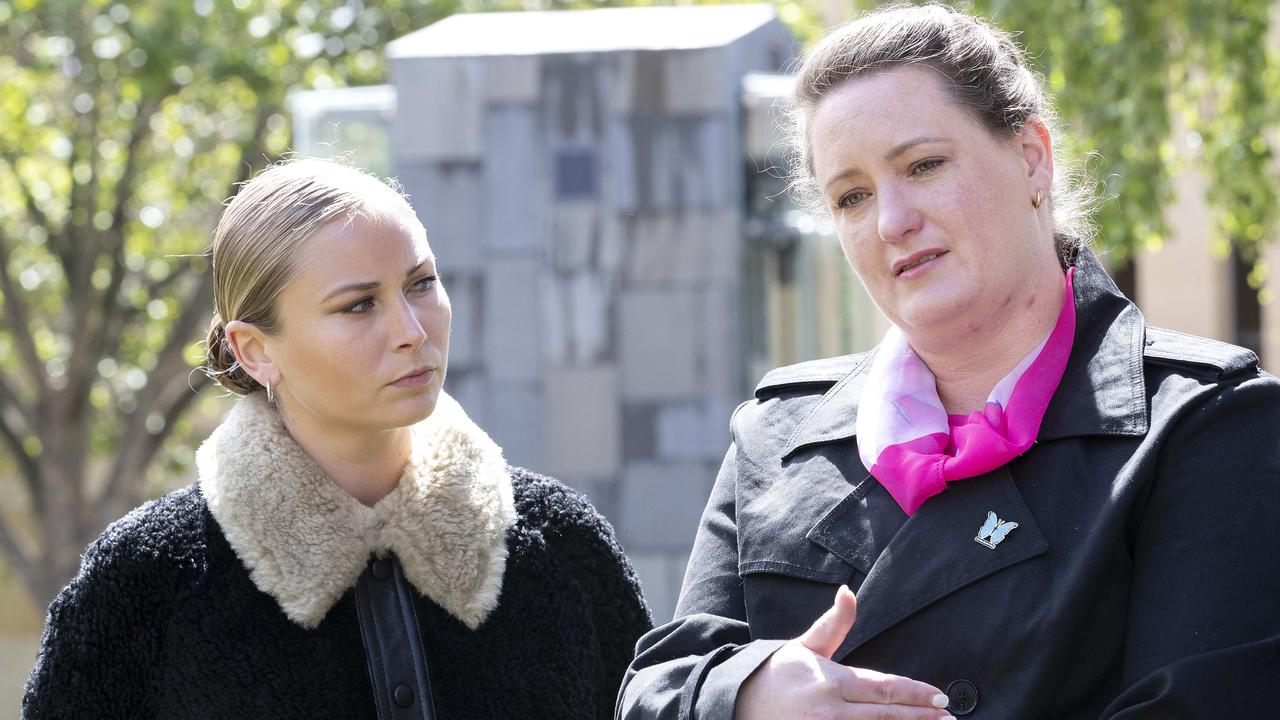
[23,468,652,719]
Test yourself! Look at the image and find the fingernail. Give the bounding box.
[931,693,950,708]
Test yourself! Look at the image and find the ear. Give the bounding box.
[1018,116,1055,192]
[224,320,278,388]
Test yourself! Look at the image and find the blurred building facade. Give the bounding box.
[290,4,1280,623]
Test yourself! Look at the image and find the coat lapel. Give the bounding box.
[831,466,1048,661]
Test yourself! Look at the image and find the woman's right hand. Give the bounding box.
[736,586,954,720]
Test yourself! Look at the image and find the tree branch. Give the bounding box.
[62,88,107,293]
[0,150,58,242]
[0,406,42,515]
[0,233,49,393]
[96,101,276,512]
[110,96,165,234]
[0,516,37,600]
[68,98,166,399]
[101,259,198,358]
[98,270,213,508]
[0,367,32,427]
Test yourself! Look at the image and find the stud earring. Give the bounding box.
[1032,189,1045,209]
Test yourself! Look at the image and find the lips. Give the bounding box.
[893,249,948,276]
[390,367,435,387]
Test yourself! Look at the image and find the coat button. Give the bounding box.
[371,558,391,581]
[946,679,979,716]
[393,684,414,707]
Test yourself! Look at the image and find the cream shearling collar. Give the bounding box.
[196,391,515,630]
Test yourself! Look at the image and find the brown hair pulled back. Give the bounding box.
[202,158,416,395]
[788,3,1095,266]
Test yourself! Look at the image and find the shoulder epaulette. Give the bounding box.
[753,352,872,398]
[1143,326,1258,378]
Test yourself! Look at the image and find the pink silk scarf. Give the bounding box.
[856,268,1076,515]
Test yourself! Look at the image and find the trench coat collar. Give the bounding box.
[779,245,1149,459]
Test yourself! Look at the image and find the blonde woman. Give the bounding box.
[24,158,651,719]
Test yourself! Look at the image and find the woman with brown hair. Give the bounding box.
[24,158,651,719]
[620,5,1280,718]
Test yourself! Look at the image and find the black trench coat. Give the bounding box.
[618,248,1280,719]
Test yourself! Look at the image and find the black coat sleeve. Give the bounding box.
[540,478,654,720]
[22,510,179,719]
[617,444,789,720]
[1101,374,1280,717]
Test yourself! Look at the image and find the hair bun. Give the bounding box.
[203,315,262,395]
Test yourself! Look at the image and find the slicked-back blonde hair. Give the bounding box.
[203,158,417,395]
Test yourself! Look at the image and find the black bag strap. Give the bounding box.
[354,554,438,720]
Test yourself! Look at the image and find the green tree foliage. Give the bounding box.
[0,0,455,606]
[782,0,1280,266]
[979,0,1278,268]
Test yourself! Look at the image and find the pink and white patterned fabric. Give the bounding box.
[856,268,1077,515]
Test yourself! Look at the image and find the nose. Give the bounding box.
[390,296,428,351]
[876,185,923,243]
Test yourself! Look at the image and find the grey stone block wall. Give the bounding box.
[389,5,797,623]
[390,57,485,161]
[398,162,483,272]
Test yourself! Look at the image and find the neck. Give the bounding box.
[278,407,413,507]
[909,267,1066,415]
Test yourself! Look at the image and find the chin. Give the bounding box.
[375,386,442,430]
[406,389,442,423]
[892,290,976,334]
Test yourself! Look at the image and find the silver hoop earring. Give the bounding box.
[266,380,273,403]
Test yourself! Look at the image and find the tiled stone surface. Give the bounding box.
[397,161,484,272]
[444,368,489,430]
[622,402,659,463]
[698,287,744,401]
[441,272,481,370]
[629,550,693,625]
[485,55,541,105]
[489,381,543,471]
[483,107,547,252]
[664,48,729,115]
[546,365,621,479]
[622,210,741,288]
[483,257,542,382]
[543,57,605,143]
[618,461,715,551]
[616,50,666,117]
[553,147,598,200]
[545,201,618,367]
[391,57,485,161]
[550,201,599,271]
[543,271,613,366]
[612,117,734,212]
[384,28,811,624]
[619,290,700,400]
[655,400,732,462]
[628,551,673,624]
[672,117,734,209]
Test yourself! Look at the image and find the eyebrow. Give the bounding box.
[823,136,950,191]
[321,260,430,302]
